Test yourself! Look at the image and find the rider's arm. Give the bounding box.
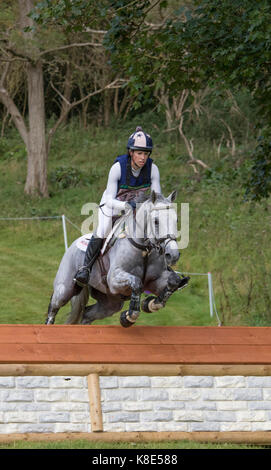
[105,161,162,211]
[104,162,127,211]
[151,163,161,193]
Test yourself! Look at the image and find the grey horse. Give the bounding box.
[45,190,189,326]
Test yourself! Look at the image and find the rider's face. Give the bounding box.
[130,150,150,170]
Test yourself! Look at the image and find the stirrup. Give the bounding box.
[76,265,90,273]
[73,266,90,287]
[73,278,88,288]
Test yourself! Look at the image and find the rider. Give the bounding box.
[73,126,161,288]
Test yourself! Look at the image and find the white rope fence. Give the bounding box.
[0,215,221,325]
[177,271,221,326]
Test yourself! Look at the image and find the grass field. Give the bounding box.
[0,114,270,326]
[0,438,269,449]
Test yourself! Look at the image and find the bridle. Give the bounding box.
[126,202,177,256]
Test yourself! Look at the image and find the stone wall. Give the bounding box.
[0,375,271,433]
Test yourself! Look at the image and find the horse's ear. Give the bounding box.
[151,190,157,204]
[167,190,177,202]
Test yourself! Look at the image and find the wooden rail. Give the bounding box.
[1,325,271,441]
[0,325,271,372]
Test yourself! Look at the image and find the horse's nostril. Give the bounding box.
[166,250,180,266]
[165,253,173,265]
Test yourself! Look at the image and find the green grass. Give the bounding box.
[0,439,269,449]
[0,217,215,326]
[0,118,270,326]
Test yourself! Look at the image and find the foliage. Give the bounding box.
[30,0,150,31]
[103,0,271,117]
[184,0,271,120]
[104,0,271,199]
[49,165,84,189]
[244,129,271,202]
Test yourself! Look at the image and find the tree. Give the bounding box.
[0,0,125,197]
[0,0,48,196]
[104,0,271,198]
[16,0,271,198]
[175,0,271,201]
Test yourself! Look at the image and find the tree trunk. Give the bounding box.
[18,0,48,197]
[24,61,48,197]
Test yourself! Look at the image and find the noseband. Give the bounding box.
[126,202,177,256]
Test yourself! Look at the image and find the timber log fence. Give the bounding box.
[0,325,271,443]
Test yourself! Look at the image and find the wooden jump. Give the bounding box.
[0,325,271,376]
[1,325,271,443]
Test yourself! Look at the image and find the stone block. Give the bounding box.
[174,410,203,422]
[35,390,67,402]
[50,377,85,388]
[99,376,118,389]
[3,390,34,402]
[151,377,183,387]
[16,377,49,388]
[138,389,168,401]
[183,376,213,388]
[107,412,139,423]
[203,411,236,422]
[236,411,266,422]
[0,378,15,388]
[104,389,137,402]
[141,411,172,422]
[214,376,245,388]
[119,377,150,388]
[39,412,70,423]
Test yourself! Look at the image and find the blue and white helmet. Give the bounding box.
[127,126,153,153]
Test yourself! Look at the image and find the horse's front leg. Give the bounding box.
[108,268,143,327]
[142,269,189,313]
[120,290,142,327]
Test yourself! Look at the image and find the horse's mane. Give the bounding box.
[134,191,166,204]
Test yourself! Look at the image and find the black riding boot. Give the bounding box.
[73,236,103,287]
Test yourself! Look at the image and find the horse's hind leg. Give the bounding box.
[46,295,59,325]
[46,283,80,325]
[81,290,124,325]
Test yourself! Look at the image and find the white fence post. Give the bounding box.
[208,272,214,318]
[62,214,68,252]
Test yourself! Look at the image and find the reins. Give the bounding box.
[126,200,177,257]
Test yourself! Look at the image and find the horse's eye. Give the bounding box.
[154,219,159,226]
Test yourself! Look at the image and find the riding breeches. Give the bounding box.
[95,191,123,239]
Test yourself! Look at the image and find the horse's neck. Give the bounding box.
[130,201,150,241]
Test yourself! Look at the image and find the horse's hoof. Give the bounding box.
[178,276,190,290]
[141,296,156,313]
[120,310,135,328]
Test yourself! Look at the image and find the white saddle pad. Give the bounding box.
[76,210,131,254]
[76,233,93,252]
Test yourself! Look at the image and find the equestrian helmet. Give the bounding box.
[127,126,153,153]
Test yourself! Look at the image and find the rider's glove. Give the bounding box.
[126,200,137,211]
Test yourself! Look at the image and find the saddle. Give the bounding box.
[76,213,127,289]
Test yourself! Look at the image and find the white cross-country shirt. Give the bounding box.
[95,160,161,238]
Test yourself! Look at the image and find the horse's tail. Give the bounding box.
[65,287,89,324]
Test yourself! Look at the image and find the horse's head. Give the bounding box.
[150,190,180,265]
[133,190,180,266]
